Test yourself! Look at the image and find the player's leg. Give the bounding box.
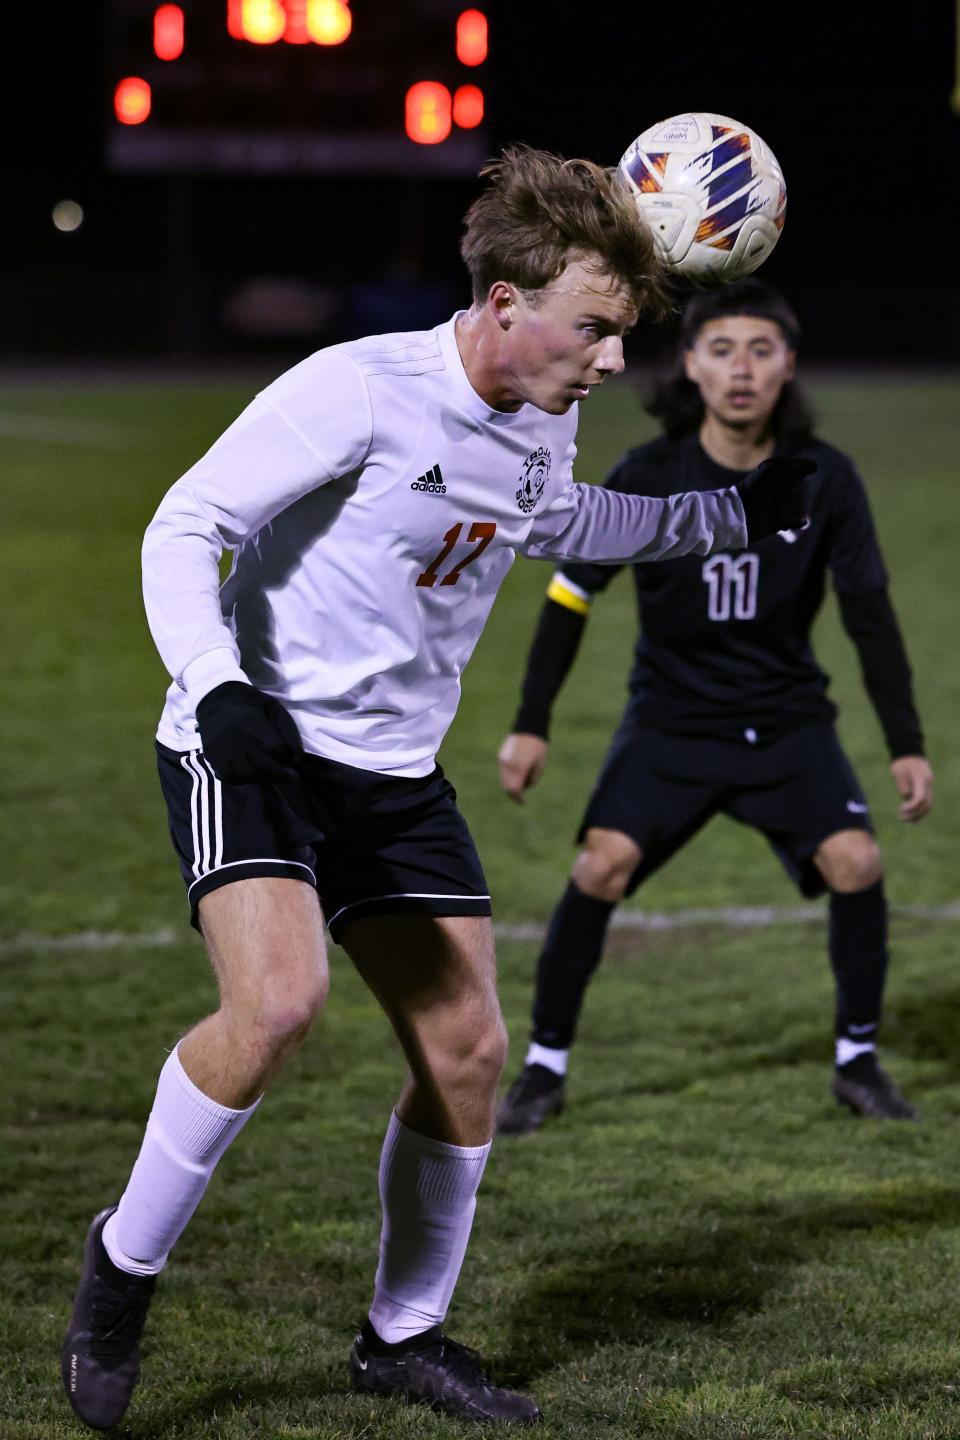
[535,823,644,1049]
[814,826,886,1059]
[494,827,641,1136]
[498,721,717,1137]
[340,912,539,1425]
[813,829,916,1118]
[62,875,328,1430]
[107,877,327,1258]
[730,722,916,1119]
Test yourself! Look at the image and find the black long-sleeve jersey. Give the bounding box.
[514,433,924,758]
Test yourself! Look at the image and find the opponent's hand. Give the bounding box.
[735,456,816,542]
[890,755,933,822]
[195,681,304,783]
[498,733,549,804]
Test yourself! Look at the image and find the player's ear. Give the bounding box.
[783,349,797,381]
[682,345,698,382]
[488,282,515,330]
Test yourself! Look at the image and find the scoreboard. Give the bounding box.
[106,1,491,175]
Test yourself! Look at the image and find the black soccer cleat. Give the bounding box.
[831,1053,919,1121]
[350,1324,541,1425]
[496,1063,565,1137]
[60,1207,157,1430]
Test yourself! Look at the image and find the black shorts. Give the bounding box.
[156,743,491,944]
[579,716,873,899]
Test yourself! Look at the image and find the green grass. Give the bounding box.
[2,371,959,1438]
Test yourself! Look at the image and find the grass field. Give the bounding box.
[2,369,959,1438]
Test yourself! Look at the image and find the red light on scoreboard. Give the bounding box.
[232,0,286,44]
[306,0,352,43]
[110,4,490,174]
[114,76,152,125]
[281,0,309,42]
[453,84,483,128]
[154,5,184,60]
[405,82,452,144]
[226,0,351,45]
[456,9,487,66]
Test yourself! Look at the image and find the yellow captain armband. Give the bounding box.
[547,574,592,616]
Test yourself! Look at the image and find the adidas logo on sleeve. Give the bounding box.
[411,463,446,495]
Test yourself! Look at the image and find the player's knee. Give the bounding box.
[572,839,638,903]
[438,1010,509,1096]
[468,1013,510,1089]
[819,834,884,893]
[238,971,328,1056]
[841,847,884,893]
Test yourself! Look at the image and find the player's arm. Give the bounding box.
[838,588,932,821]
[141,355,373,780]
[498,571,603,803]
[829,460,932,822]
[522,456,812,565]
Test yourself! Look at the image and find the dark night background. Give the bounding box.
[2,0,958,363]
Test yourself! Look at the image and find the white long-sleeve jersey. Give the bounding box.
[143,314,749,776]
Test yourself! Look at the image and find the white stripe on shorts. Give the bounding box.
[184,751,210,874]
[203,754,224,870]
[181,751,223,878]
[180,752,203,878]
[326,891,492,930]
[186,857,316,902]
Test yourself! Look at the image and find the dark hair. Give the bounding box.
[646,279,816,443]
[460,145,670,318]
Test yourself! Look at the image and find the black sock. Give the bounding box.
[531,881,616,1050]
[361,1318,442,1355]
[829,879,888,1052]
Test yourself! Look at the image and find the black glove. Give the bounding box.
[195,681,304,783]
[735,456,816,542]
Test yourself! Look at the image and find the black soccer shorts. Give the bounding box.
[578,715,874,899]
[156,743,491,944]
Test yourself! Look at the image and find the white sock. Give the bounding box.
[368,1112,490,1343]
[102,1044,260,1275]
[525,1041,569,1076]
[836,1038,876,1067]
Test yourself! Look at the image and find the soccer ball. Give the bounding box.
[619,112,786,285]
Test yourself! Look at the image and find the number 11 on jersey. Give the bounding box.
[702,553,760,621]
[416,521,497,588]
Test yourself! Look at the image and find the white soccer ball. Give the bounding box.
[619,112,786,285]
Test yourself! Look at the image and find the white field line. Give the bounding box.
[0,413,132,448]
[3,903,960,958]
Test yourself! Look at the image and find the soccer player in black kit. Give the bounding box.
[496,280,934,1135]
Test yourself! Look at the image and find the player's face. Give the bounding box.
[498,256,639,415]
[683,316,796,430]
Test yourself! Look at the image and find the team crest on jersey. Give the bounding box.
[516,446,551,513]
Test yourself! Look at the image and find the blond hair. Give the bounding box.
[460,145,670,318]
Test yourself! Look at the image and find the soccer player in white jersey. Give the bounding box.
[61,147,811,1429]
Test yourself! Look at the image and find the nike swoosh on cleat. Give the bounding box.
[846,800,869,813]
[356,1355,368,1370]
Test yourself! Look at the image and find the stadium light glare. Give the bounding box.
[239,0,286,44]
[154,5,185,60]
[52,200,84,233]
[405,81,452,144]
[226,0,244,38]
[306,0,352,44]
[114,77,152,125]
[453,84,483,128]
[282,0,310,42]
[456,10,487,66]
